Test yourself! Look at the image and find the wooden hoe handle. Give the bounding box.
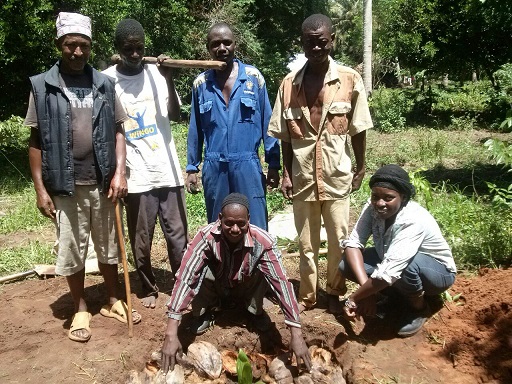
[110,54,226,70]
[115,203,133,337]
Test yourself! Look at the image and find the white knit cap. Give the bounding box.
[56,12,92,39]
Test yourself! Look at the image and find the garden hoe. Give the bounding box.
[115,202,134,337]
[110,54,227,70]
[0,264,56,284]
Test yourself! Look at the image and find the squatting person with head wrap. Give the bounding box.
[339,164,457,337]
[25,12,141,342]
[160,193,311,373]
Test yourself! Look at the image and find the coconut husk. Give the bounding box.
[309,345,332,374]
[220,350,238,375]
[186,341,222,379]
[248,352,269,379]
[145,361,160,376]
[268,356,293,384]
[126,370,142,384]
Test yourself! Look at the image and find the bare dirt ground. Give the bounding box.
[0,233,511,384]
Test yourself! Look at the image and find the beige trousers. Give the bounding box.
[53,185,119,276]
[293,198,349,308]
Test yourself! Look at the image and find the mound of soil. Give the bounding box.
[0,264,510,383]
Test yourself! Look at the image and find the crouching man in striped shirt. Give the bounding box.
[161,193,311,373]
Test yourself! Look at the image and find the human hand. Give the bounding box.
[355,295,377,317]
[156,54,174,78]
[342,299,359,322]
[36,190,56,219]
[280,174,293,200]
[289,327,311,372]
[108,173,128,203]
[266,168,280,189]
[351,168,365,192]
[185,173,201,194]
[161,334,183,373]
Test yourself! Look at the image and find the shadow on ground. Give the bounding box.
[421,163,512,195]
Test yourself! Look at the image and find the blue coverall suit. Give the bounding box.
[187,59,280,230]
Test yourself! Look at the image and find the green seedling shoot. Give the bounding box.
[237,349,253,384]
[236,349,264,384]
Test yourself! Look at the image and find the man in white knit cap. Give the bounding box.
[25,12,141,343]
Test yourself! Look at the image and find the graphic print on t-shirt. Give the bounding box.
[126,105,158,144]
[60,73,97,185]
[62,86,93,108]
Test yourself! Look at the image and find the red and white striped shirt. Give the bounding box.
[166,220,302,328]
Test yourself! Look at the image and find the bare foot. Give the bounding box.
[141,294,157,309]
[298,303,310,314]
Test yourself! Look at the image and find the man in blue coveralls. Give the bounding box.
[186,22,280,230]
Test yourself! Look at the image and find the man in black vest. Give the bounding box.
[25,12,141,342]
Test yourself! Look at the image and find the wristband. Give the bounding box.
[345,298,357,309]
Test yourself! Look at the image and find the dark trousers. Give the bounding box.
[192,267,269,317]
[125,186,188,295]
[339,247,455,297]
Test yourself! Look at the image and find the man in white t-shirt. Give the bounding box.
[103,19,188,309]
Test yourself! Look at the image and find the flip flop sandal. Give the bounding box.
[100,300,142,324]
[68,311,92,342]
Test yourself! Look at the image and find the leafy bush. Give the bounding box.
[266,190,288,220]
[484,126,512,207]
[0,116,29,151]
[484,138,512,168]
[493,63,512,105]
[433,82,491,115]
[448,114,477,131]
[431,184,512,269]
[369,88,413,132]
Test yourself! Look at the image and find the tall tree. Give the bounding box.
[362,0,372,94]
[329,0,363,67]
[0,0,57,119]
[374,0,512,81]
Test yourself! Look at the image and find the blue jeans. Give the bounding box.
[339,247,455,297]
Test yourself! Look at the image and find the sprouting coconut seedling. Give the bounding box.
[236,349,264,384]
[441,290,464,306]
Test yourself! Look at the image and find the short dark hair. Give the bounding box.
[301,14,333,34]
[114,19,144,47]
[207,22,234,44]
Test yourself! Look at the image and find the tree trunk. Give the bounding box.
[363,0,373,96]
[442,74,449,87]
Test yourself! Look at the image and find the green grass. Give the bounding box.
[0,241,54,276]
[0,186,48,234]
[186,192,208,235]
[365,128,501,172]
[429,184,512,269]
